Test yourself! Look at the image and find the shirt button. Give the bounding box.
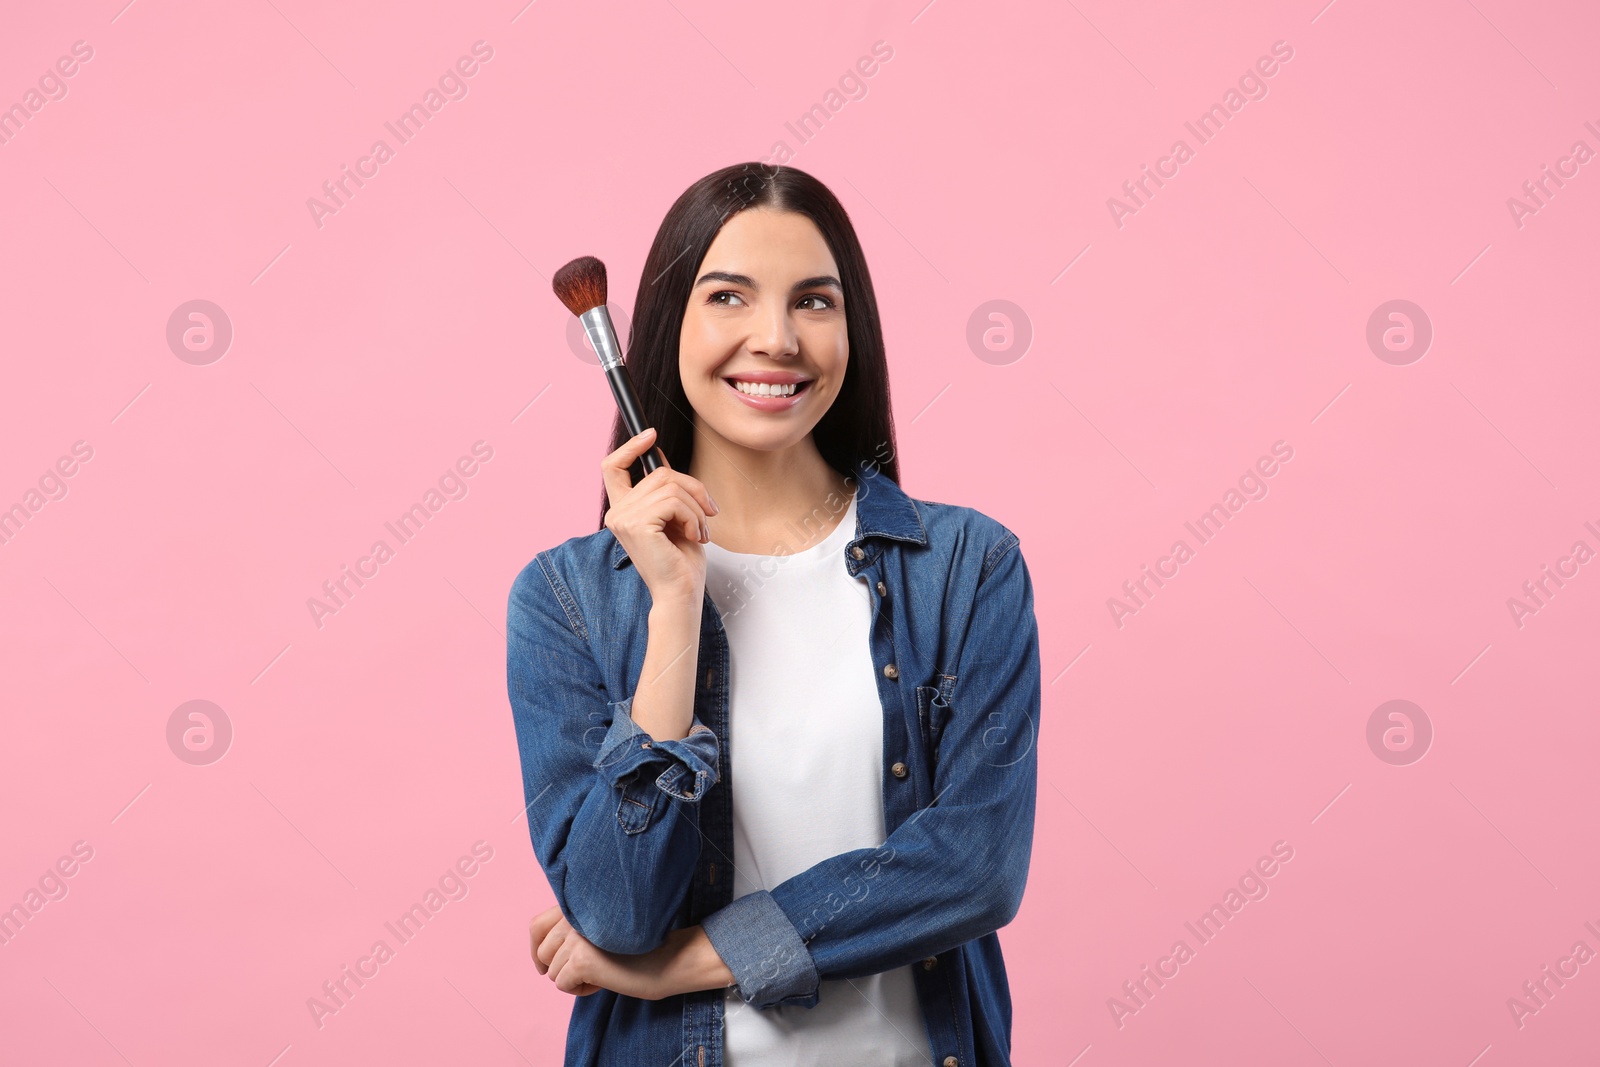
[921,956,937,970]
[882,663,899,679]
[850,545,865,560]
[891,762,908,778]
[942,1058,959,1067]
[876,580,886,595]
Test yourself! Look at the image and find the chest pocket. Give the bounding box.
[913,674,957,783]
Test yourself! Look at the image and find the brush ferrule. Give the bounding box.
[578,306,623,371]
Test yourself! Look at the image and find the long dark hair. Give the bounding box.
[596,161,899,529]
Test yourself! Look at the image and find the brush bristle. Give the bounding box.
[552,256,608,316]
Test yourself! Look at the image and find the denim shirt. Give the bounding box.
[505,457,1042,1067]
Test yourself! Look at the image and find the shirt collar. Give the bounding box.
[609,456,927,569]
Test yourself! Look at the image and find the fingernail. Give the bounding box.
[700,520,710,543]
[707,495,720,515]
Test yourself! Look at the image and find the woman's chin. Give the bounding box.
[711,422,814,452]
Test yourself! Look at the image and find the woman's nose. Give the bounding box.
[748,304,798,358]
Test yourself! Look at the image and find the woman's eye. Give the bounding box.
[709,291,746,307]
[798,294,836,311]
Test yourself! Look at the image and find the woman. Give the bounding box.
[506,161,1041,1067]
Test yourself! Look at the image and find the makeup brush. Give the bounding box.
[552,256,662,475]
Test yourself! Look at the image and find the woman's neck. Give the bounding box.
[689,438,855,556]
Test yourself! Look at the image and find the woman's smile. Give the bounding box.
[720,370,817,411]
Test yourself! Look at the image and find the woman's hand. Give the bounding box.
[530,906,603,996]
[531,905,678,1000]
[529,905,736,1001]
[600,428,719,606]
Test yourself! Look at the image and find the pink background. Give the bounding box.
[2,1,1597,1063]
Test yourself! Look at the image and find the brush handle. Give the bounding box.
[604,363,662,474]
[580,305,662,475]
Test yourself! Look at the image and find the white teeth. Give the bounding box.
[731,380,800,397]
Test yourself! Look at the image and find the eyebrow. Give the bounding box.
[693,270,843,294]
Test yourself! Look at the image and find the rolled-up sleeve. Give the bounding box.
[701,888,822,1007]
[700,529,1039,1009]
[592,695,721,831]
[507,551,720,955]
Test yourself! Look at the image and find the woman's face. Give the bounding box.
[679,207,848,454]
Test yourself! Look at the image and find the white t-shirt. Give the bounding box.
[703,488,933,1067]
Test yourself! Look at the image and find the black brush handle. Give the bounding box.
[604,362,662,475]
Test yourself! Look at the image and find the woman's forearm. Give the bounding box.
[628,596,703,743]
[660,924,737,996]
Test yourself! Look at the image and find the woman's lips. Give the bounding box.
[722,378,812,411]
